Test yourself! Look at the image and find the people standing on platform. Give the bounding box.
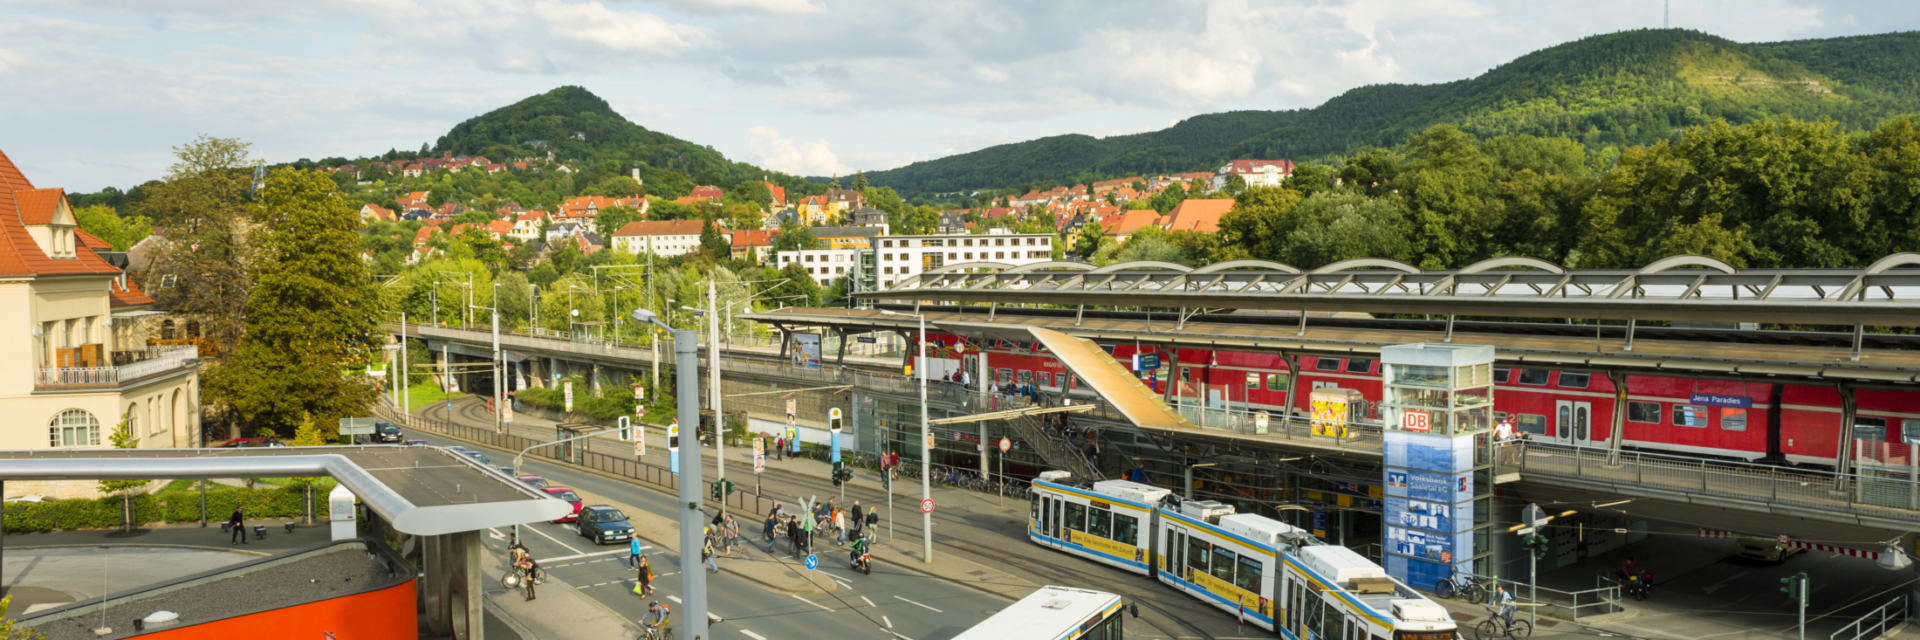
[228,507,247,545]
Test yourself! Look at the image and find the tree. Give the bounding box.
[1285,164,1339,197]
[772,220,815,253]
[853,171,868,191]
[1072,221,1106,259]
[1275,192,1412,268]
[596,204,645,240]
[1216,186,1306,263]
[74,205,154,251]
[427,185,451,208]
[209,168,379,435]
[1224,174,1248,194]
[100,415,146,534]
[142,136,257,357]
[700,219,729,258]
[0,596,46,639]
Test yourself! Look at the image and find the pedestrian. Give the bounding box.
[764,512,780,553]
[228,507,247,545]
[635,555,655,596]
[786,516,802,558]
[833,506,847,546]
[724,514,742,556]
[800,511,816,554]
[850,501,864,538]
[703,527,720,573]
[628,535,644,569]
[775,436,785,461]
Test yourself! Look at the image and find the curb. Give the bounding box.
[482,599,539,639]
[2,543,274,558]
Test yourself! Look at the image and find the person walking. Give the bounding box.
[723,513,742,556]
[850,501,865,539]
[628,536,644,569]
[635,555,655,596]
[227,507,247,545]
[833,506,847,546]
[702,526,720,573]
[786,515,802,558]
[800,512,815,556]
[764,512,781,553]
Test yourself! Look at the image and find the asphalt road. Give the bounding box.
[411,429,1014,640]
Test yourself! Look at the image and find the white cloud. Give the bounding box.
[748,126,851,177]
[641,0,823,15]
[532,0,709,54]
[0,49,26,74]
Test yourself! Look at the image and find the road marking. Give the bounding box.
[792,595,833,612]
[893,595,942,612]
[887,631,915,640]
[883,615,893,628]
[820,570,850,581]
[538,549,631,563]
[743,632,768,640]
[669,595,683,604]
[1702,570,1750,595]
[861,596,876,608]
[523,523,587,556]
[487,529,507,541]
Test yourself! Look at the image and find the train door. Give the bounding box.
[962,353,978,383]
[1554,400,1594,446]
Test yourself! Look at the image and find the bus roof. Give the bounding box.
[951,586,1121,640]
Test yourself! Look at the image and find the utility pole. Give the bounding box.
[671,322,710,640]
[709,279,726,517]
[491,291,503,433]
[1782,572,1808,640]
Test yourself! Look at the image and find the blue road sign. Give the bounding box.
[805,554,818,571]
[856,336,876,344]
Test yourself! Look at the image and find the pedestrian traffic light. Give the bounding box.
[1524,533,1550,560]
[1781,572,1807,601]
[835,465,854,486]
[881,471,891,491]
[617,416,633,441]
[832,461,846,487]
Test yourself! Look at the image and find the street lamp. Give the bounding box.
[630,307,710,640]
[878,309,934,564]
[472,283,503,432]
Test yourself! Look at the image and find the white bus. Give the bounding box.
[952,585,1127,640]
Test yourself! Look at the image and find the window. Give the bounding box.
[995,252,1004,259]
[996,238,1006,246]
[1314,358,1341,372]
[1210,545,1236,582]
[49,409,101,447]
[1494,369,1511,383]
[883,267,893,274]
[1064,502,1086,532]
[1628,401,1662,424]
[883,240,892,248]
[1186,537,1210,574]
[1041,237,1050,246]
[949,253,957,260]
[1086,506,1111,539]
[1018,370,1032,384]
[1558,372,1590,389]
[1266,373,1290,391]
[1246,372,1260,389]
[1038,372,1052,387]
[882,253,891,261]
[805,254,815,262]
[1673,405,1708,427]
[1516,414,1547,435]
[1113,513,1138,545]
[1721,408,1748,431]
[1235,555,1263,593]
[997,368,1013,383]
[965,252,974,260]
[1517,369,1550,385]
[1345,358,1373,374]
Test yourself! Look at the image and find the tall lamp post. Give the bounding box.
[472,284,503,432]
[631,308,708,640]
[878,309,933,564]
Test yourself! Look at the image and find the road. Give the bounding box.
[412,428,1013,640]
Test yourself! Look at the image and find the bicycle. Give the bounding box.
[640,621,676,640]
[1475,608,1531,639]
[1435,569,1487,604]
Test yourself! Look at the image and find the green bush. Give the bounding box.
[3,485,332,534]
[514,376,638,421]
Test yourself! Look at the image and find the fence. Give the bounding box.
[1832,595,1907,640]
[375,399,779,518]
[1508,440,1920,522]
[1044,387,1387,452]
[34,345,198,387]
[1471,572,1624,623]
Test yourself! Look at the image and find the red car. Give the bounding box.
[518,475,550,490]
[543,486,583,523]
[217,437,287,449]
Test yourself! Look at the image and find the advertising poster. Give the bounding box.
[1310,389,1355,438]
[793,333,823,368]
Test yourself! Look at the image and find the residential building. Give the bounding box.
[1105,209,1165,241]
[0,148,199,496]
[763,182,787,210]
[610,220,708,258]
[825,189,864,215]
[358,204,395,224]
[773,248,863,287]
[870,232,1053,289]
[795,195,829,224]
[1212,160,1295,191]
[689,185,723,202]
[810,226,885,250]
[509,211,548,242]
[730,229,774,263]
[557,196,645,220]
[849,207,889,227]
[1159,198,1235,233]
[937,211,967,234]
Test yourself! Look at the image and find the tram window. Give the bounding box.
[1673,405,1708,428]
[1516,414,1547,435]
[1186,537,1211,575]
[1627,401,1662,424]
[1065,502,1087,533]
[1493,368,1511,383]
[1086,506,1112,539]
[1721,408,1748,432]
[1325,605,1347,640]
[1905,420,1920,445]
[1266,373,1289,391]
[1210,546,1237,583]
[1235,555,1263,592]
[1516,369,1549,385]
[1113,513,1139,545]
[1345,358,1373,374]
[1558,372,1590,389]
[1314,358,1342,372]
[1030,494,1041,523]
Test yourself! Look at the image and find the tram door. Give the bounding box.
[1554,400,1593,446]
[1040,496,1056,546]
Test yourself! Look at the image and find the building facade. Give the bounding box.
[610,220,708,257]
[871,232,1053,289]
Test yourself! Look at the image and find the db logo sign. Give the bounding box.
[1403,410,1432,432]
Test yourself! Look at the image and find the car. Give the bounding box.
[459,450,491,466]
[218,437,287,448]
[496,466,516,476]
[543,486,583,523]
[370,422,403,443]
[518,475,550,490]
[576,506,634,545]
[1736,536,1803,562]
[404,439,427,446]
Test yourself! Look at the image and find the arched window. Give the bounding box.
[49,409,101,447]
[126,404,139,435]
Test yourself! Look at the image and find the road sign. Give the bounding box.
[564,381,574,413]
[805,554,818,570]
[856,336,876,344]
[1403,409,1431,432]
[1131,353,1161,371]
[1253,411,1269,435]
[338,417,377,436]
[921,499,935,514]
[1778,532,1791,547]
[1522,504,1548,528]
[999,438,1011,453]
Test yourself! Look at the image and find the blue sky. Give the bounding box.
[1,0,1914,192]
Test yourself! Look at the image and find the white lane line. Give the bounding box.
[883,615,893,628]
[887,631,915,640]
[537,548,630,563]
[820,570,851,581]
[743,632,768,640]
[893,595,942,613]
[669,595,683,604]
[861,596,876,608]
[523,524,586,556]
[792,595,834,612]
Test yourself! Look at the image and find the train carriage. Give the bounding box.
[1030,476,1167,575]
[1155,500,1284,631]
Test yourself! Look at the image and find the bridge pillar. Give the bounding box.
[420,531,485,640]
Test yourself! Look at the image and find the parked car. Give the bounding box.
[218,437,286,448]
[1736,536,1803,562]
[370,422,404,443]
[460,450,491,465]
[518,475,550,490]
[404,439,428,446]
[543,486,583,523]
[576,506,634,545]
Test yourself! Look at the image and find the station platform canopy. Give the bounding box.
[1021,326,1197,432]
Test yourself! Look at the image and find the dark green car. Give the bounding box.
[577,506,634,545]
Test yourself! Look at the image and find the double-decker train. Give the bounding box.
[1029,473,1458,640]
[920,332,1920,469]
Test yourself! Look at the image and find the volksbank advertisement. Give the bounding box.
[1383,429,1477,589]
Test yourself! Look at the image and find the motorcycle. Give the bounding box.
[1624,571,1653,601]
[852,549,872,575]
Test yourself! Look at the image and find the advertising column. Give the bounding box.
[1380,343,1496,591]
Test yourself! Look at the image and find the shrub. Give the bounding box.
[3,485,332,533]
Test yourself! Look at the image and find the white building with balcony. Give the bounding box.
[869,232,1054,289]
[1,148,200,499]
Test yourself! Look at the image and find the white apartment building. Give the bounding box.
[775,248,863,287]
[611,220,708,257]
[871,232,1053,289]
[1211,159,1295,192]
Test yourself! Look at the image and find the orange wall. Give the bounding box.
[141,578,416,639]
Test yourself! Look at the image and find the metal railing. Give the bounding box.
[1467,572,1623,623]
[1507,440,1920,521]
[1832,595,1907,640]
[34,345,198,388]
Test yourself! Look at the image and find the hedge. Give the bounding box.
[515,377,641,421]
[3,484,333,534]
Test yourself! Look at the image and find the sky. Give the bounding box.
[1,0,1915,192]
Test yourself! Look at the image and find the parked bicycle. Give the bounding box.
[1435,568,1488,604]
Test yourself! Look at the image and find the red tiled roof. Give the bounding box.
[1160,199,1234,233]
[0,148,123,277]
[75,228,112,251]
[1106,209,1164,236]
[110,275,154,307]
[730,229,775,247]
[613,220,705,236]
[15,188,64,225]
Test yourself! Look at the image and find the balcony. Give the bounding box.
[35,345,199,390]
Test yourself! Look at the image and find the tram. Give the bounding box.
[1030,474,1458,640]
[951,585,1126,640]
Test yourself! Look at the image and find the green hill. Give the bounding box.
[865,29,1920,196]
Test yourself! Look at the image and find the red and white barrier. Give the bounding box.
[1697,529,1881,560]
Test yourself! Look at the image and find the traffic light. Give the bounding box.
[835,465,854,486]
[711,480,724,500]
[881,470,891,491]
[1524,533,1550,560]
[1781,572,1808,601]
[617,416,633,441]
[832,461,846,487]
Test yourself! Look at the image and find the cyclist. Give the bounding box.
[644,601,671,638]
[1620,556,1641,581]
[512,547,537,601]
[1487,584,1515,630]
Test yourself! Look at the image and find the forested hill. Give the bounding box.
[863,29,1920,196]
[433,86,798,192]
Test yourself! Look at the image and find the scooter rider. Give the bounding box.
[849,532,871,569]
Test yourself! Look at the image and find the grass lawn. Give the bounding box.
[403,381,461,413]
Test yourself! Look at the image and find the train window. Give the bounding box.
[1558,372,1590,389]
[1266,374,1290,391]
[1494,368,1511,383]
[1064,502,1087,533]
[1315,358,1342,372]
[1517,369,1549,385]
[1247,372,1260,389]
[1517,414,1547,435]
[997,368,1013,383]
[1627,401,1662,424]
[1905,420,1920,445]
[1210,545,1237,583]
[1019,370,1032,384]
[1673,405,1708,428]
[1855,417,1889,441]
[1234,555,1263,593]
[1113,513,1139,545]
[1086,506,1112,540]
[1039,372,1053,387]
[1721,408,1748,431]
[1186,537,1211,575]
[1345,358,1374,374]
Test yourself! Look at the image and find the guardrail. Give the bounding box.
[1463,572,1623,623]
[1833,595,1907,640]
[1507,440,1920,522]
[34,345,198,388]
